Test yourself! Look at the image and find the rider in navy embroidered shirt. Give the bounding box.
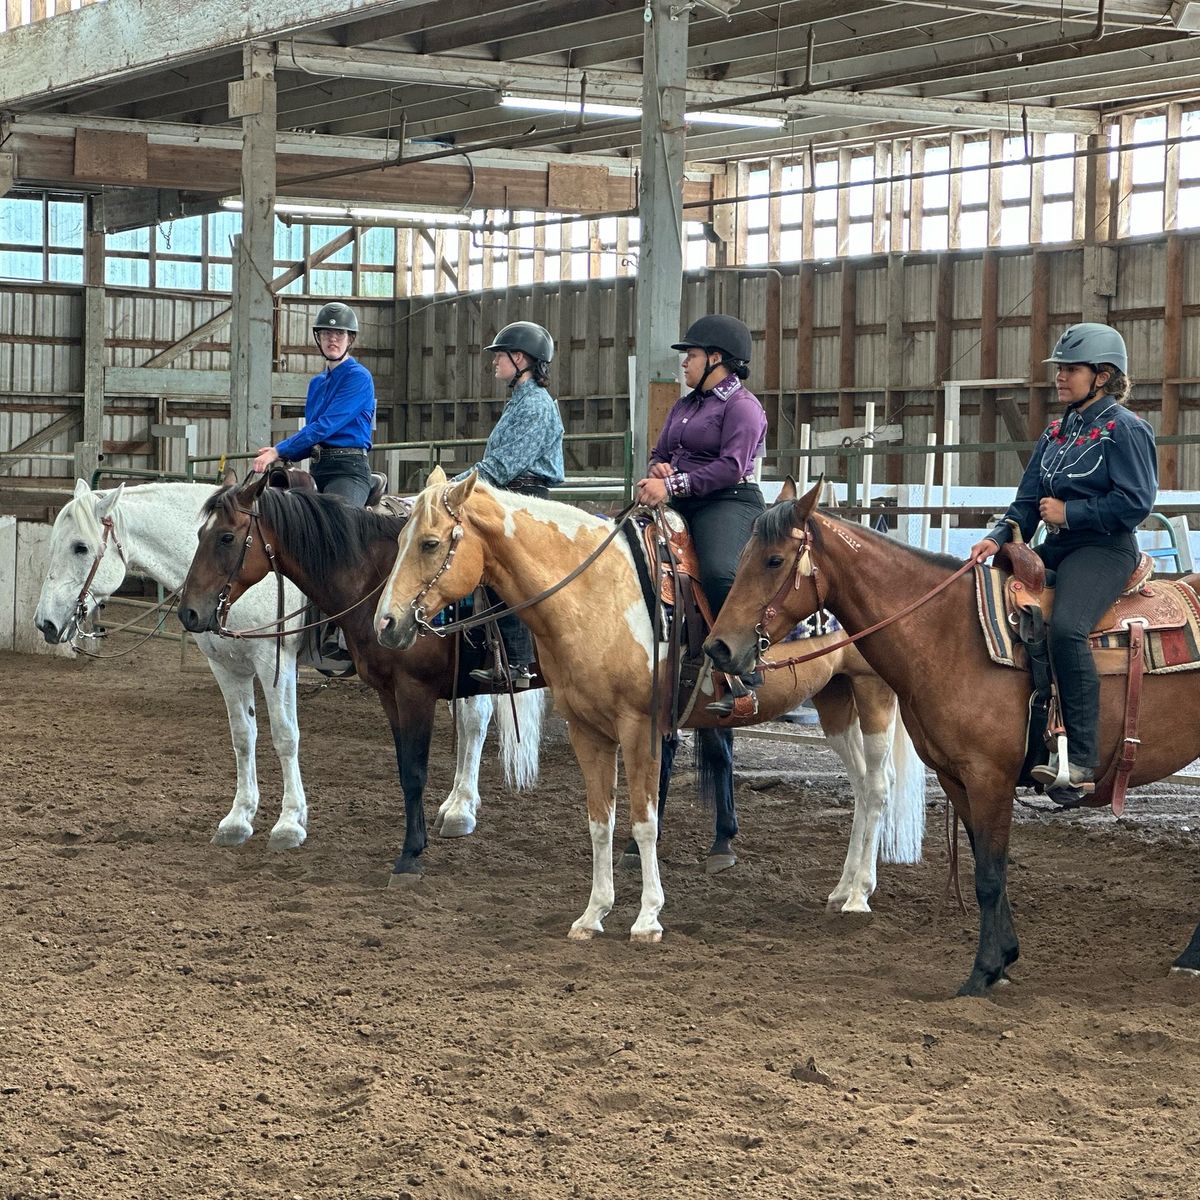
[988,401,1157,545]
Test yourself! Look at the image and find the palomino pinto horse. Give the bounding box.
[177,478,543,875]
[705,479,1200,994]
[373,469,926,941]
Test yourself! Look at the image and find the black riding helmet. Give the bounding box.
[485,321,554,387]
[312,301,358,362]
[672,314,752,393]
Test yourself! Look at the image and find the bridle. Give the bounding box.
[70,514,129,638]
[753,514,975,672]
[408,486,468,633]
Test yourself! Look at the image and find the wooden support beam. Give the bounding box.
[987,130,1003,247]
[979,248,1000,485]
[1165,102,1182,233]
[948,134,963,253]
[1029,250,1050,438]
[934,252,954,484]
[0,412,82,477]
[836,148,851,257]
[838,260,857,430]
[1162,232,1183,489]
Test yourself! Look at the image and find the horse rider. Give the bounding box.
[253,301,376,508]
[457,320,565,690]
[969,322,1158,807]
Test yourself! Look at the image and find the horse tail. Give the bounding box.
[494,689,544,791]
[695,726,734,814]
[879,704,926,865]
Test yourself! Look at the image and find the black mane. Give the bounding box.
[203,487,407,581]
[754,497,963,572]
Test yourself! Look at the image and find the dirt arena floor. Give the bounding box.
[2,631,1199,1200]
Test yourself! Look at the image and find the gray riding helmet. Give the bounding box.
[313,301,358,335]
[485,321,554,363]
[1044,322,1127,375]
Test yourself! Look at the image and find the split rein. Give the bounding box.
[754,519,976,672]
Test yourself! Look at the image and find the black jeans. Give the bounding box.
[312,453,371,506]
[1037,532,1139,770]
[670,483,766,615]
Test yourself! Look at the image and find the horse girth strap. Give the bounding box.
[1093,621,1146,818]
[759,520,976,672]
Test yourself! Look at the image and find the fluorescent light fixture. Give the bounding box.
[219,199,471,224]
[499,94,784,129]
[1170,1,1200,31]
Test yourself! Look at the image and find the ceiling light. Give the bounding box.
[499,94,783,129]
[219,199,471,224]
[1169,1,1200,31]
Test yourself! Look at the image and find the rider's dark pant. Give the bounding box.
[490,480,553,669]
[313,452,371,506]
[1037,531,1139,770]
[670,482,765,615]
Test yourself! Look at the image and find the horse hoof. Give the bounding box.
[567,926,600,941]
[438,815,476,839]
[630,929,663,944]
[386,868,423,888]
[619,851,641,871]
[1170,964,1200,978]
[705,852,737,875]
[838,897,871,914]
[267,827,306,851]
[211,826,252,847]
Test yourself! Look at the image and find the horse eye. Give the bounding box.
[219,532,235,546]
[767,554,785,569]
[420,537,441,552]
[72,542,89,556]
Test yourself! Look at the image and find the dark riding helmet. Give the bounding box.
[313,301,358,335]
[485,321,554,364]
[672,314,752,365]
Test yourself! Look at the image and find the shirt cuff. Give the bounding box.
[665,472,691,498]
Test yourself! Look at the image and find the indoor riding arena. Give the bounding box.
[3,3,1200,1198]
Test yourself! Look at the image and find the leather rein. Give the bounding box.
[406,489,641,639]
[755,516,976,671]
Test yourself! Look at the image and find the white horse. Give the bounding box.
[33,479,536,850]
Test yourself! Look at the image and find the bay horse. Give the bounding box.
[704,478,1200,994]
[34,480,521,853]
[372,469,926,941]
[177,477,543,876]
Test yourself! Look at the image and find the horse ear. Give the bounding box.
[93,482,125,521]
[779,475,797,501]
[447,470,477,509]
[427,465,448,487]
[221,467,238,489]
[73,478,91,500]
[795,477,823,521]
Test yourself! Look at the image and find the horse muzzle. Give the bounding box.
[376,608,417,651]
[178,605,219,634]
[704,634,756,678]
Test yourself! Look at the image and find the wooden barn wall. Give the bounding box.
[5,230,1200,491]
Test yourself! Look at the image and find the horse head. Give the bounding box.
[374,466,486,650]
[34,479,129,644]
[704,476,824,677]
[179,476,274,634]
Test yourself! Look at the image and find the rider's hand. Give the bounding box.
[969,537,1000,564]
[647,462,673,479]
[252,446,280,474]
[635,476,669,506]
[1039,497,1067,527]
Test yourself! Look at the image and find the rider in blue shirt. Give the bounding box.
[970,323,1158,807]
[253,302,376,506]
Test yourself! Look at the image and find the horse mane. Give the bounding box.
[755,498,963,572]
[202,486,407,580]
[61,486,123,550]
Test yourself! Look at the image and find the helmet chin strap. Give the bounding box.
[314,332,354,365]
[1067,365,1105,409]
[503,350,532,388]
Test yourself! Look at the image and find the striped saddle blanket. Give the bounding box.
[975,565,1200,675]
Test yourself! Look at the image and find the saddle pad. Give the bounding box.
[638,511,714,624]
[975,565,1200,674]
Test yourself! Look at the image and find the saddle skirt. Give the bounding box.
[641,509,716,628]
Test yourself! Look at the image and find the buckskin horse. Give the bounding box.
[372,469,926,942]
[704,478,1200,994]
[177,476,544,875]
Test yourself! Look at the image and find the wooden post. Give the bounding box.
[979,248,1000,485]
[1165,103,1182,233]
[934,252,954,484]
[839,260,857,430]
[836,148,851,256]
[1029,250,1050,438]
[1162,232,1183,489]
[948,134,964,252]
[794,263,815,479]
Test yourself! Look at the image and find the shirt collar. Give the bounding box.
[700,375,741,403]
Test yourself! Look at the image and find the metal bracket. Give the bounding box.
[670,0,739,18]
[0,151,13,198]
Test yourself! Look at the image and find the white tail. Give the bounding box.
[494,689,545,791]
[879,710,926,865]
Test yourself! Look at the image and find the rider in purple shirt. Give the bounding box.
[636,314,768,725]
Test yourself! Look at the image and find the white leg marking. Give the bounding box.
[437,695,491,838]
[825,725,874,912]
[207,663,262,846]
[262,665,308,850]
[629,816,665,942]
[569,814,616,940]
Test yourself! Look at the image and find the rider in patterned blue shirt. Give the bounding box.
[971,323,1158,808]
[456,322,564,690]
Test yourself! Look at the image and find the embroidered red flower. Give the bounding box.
[1048,420,1061,435]
[1075,436,1086,445]
[1090,428,1101,439]
[1056,435,1066,444]
[1106,420,1116,431]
